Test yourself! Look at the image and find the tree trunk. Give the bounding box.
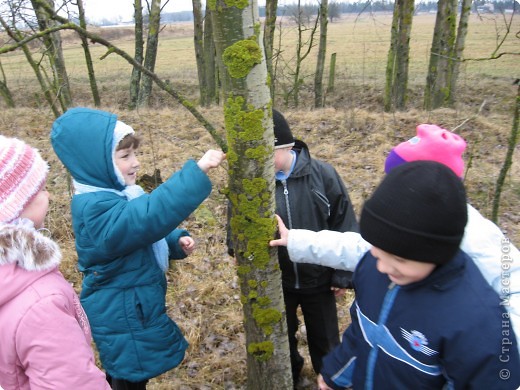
[448,0,472,106]
[129,0,144,109]
[492,82,520,223]
[31,0,72,111]
[211,0,292,387]
[203,6,218,105]
[138,0,161,107]
[77,0,100,106]
[327,52,336,94]
[263,0,278,100]
[384,0,414,112]
[314,0,328,108]
[192,0,208,106]
[290,0,319,108]
[424,0,457,110]
[0,80,15,108]
[0,60,15,107]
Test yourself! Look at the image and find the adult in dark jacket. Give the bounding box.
[271,110,358,385]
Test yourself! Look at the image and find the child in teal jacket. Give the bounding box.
[51,107,225,388]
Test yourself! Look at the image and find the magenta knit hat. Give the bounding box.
[0,136,49,223]
[385,124,467,177]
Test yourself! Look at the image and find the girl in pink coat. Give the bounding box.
[0,136,109,390]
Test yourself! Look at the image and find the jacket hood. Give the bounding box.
[51,107,124,191]
[0,221,61,306]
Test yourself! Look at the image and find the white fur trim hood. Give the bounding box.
[0,222,61,271]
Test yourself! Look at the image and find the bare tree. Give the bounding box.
[384,0,414,112]
[0,60,15,107]
[192,0,217,106]
[211,0,292,387]
[280,0,319,107]
[492,81,519,223]
[263,0,278,100]
[424,0,457,110]
[0,5,62,116]
[129,0,144,109]
[138,0,162,106]
[192,0,208,105]
[202,3,218,105]
[31,0,72,110]
[76,0,100,106]
[328,1,340,22]
[447,0,472,106]
[1,1,227,149]
[314,0,328,108]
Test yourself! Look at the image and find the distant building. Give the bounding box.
[477,2,495,13]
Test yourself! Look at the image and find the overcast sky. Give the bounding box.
[83,0,291,22]
[83,0,193,22]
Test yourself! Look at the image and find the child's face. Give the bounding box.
[371,246,436,285]
[274,147,293,172]
[19,186,49,229]
[115,146,140,186]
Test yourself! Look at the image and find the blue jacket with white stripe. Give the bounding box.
[321,250,520,390]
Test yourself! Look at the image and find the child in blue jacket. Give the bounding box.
[282,161,520,389]
[50,107,225,389]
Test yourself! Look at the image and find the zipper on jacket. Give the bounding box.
[282,179,300,289]
[365,282,399,390]
[312,188,331,217]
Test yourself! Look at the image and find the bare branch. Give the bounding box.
[2,0,228,152]
[452,100,487,132]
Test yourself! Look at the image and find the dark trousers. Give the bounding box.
[106,374,148,390]
[283,288,340,378]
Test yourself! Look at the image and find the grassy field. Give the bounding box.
[1,12,519,107]
[0,11,519,390]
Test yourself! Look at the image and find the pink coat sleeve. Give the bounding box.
[15,292,110,390]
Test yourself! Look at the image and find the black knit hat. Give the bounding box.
[273,109,295,149]
[360,161,467,265]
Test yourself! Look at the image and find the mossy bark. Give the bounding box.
[424,0,458,110]
[314,0,328,108]
[129,0,144,109]
[193,0,208,106]
[138,0,161,107]
[203,5,219,105]
[448,0,473,106]
[384,0,414,112]
[31,0,73,111]
[77,0,100,107]
[263,0,278,100]
[212,1,292,388]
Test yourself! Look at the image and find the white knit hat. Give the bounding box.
[112,120,135,186]
[0,136,49,223]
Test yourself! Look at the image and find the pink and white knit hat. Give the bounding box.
[384,124,467,177]
[0,136,49,223]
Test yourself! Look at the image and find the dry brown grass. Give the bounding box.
[0,11,519,390]
[1,101,519,389]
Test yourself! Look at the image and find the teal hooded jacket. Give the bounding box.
[51,107,213,381]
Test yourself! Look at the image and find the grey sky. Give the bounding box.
[84,0,300,22]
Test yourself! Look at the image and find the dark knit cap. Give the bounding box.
[360,161,468,265]
[273,109,295,149]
